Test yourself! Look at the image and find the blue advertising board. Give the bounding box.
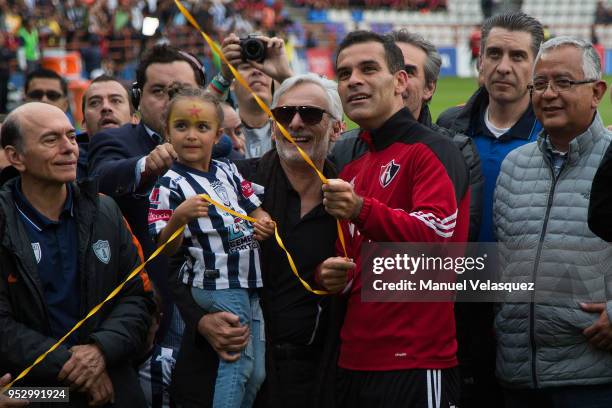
[438,47,457,77]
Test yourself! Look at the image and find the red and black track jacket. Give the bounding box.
[337,108,470,371]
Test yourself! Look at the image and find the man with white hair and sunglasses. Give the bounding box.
[170,73,344,408]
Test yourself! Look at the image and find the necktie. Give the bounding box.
[152,133,163,145]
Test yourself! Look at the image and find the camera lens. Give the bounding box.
[241,37,266,63]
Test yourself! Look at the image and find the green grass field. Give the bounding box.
[347,76,612,129]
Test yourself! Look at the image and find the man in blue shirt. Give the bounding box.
[437,12,544,243]
[0,102,153,406]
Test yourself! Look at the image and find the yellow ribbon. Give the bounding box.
[200,194,330,296]
[1,226,186,393]
[1,2,352,392]
[173,0,349,264]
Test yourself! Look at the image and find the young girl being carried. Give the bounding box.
[148,85,275,408]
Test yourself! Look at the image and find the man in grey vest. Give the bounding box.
[493,37,612,407]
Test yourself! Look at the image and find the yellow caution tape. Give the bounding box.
[1,191,329,392]
[1,2,353,392]
[173,0,349,261]
[1,226,186,393]
[200,194,330,295]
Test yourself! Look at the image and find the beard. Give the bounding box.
[276,130,330,167]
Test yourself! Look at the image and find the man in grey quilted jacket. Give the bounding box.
[493,36,612,407]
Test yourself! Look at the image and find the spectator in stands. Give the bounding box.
[169,73,342,408]
[0,32,14,115]
[437,12,544,406]
[87,45,205,350]
[494,36,612,406]
[78,32,103,79]
[78,75,134,179]
[469,24,482,74]
[17,17,39,72]
[481,0,493,18]
[0,102,153,406]
[319,30,469,408]
[492,0,523,16]
[595,1,612,24]
[209,32,293,158]
[24,68,69,114]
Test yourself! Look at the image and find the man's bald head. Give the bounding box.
[1,103,71,153]
[1,102,78,183]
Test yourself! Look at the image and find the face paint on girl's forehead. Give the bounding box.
[169,99,218,125]
[186,104,202,118]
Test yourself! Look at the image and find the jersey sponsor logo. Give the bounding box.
[228,219,257,253]
[379,159,400,188]
[241,180,254,198]
[93,240,111,264]
[150,187,161,204]
[31,242,42,264]
[148,209,173,224]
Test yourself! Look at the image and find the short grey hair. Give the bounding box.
[534,36,602,80]
[0,111,23,153]
[389,29,442,87]
[272,73,343,122]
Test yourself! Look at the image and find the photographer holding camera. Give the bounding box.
[209,33,293,158]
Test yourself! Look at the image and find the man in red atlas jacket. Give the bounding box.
[318,30,470,408]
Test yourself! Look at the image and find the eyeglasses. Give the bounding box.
[271,106,329,127]
[528,78,597,93]
[26,89,64,101]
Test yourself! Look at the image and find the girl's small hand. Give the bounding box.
[174,195,209,224]
[253,216,275,241]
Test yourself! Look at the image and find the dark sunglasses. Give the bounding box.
[271,106,329,126]
[27,89,64,101]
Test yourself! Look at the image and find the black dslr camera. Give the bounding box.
[240,35,267,63]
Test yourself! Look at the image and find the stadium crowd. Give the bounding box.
[2,3,612,408]
[293,0,447,11]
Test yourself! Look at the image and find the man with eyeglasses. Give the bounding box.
[435,14,544,406]
[24,68,69,113]
[494,36,612,407]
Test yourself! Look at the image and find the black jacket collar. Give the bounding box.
[361,107,419,152]
[0,177,99,250]
[455,86,537,141]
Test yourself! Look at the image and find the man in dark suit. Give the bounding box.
[87,44,205,347]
